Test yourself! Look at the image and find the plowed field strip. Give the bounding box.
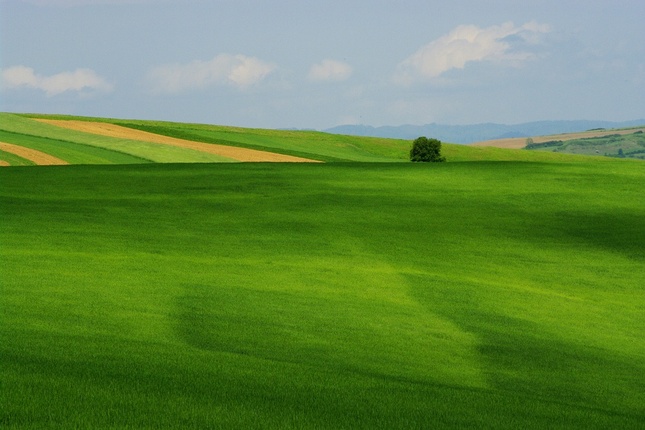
[0,142,68,166]
[472,127,645,149]
[0,160,10,166]
[35,119,320,163]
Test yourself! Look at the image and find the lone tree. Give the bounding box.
[410,136,446,162]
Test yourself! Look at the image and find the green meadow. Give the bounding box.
[2,148,644,428]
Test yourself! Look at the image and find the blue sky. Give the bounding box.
[1,0,643,129]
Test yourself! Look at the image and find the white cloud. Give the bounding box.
[308,59,353,82]
[395,21,551,85]
[1,66,113,96]
[147,54,276,93]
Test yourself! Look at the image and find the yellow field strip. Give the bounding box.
[0,142,69,166]
[35,119,320,163]
[472,127,645,149]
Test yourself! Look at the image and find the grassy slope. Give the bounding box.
[527,131,645,159]
[7,112,600,164]
[114,121,404,162]
[0,130,151,165]
[0,149,34,166]
[0,114,234,164]
[122,119,607,163]
[1,160,644,428]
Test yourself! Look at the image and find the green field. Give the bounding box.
[0,149,34,166]
[1,156,644,427]
[0,114,235,164]
[526,130,645,159]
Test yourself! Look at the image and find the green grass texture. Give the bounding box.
[1,160,643,428]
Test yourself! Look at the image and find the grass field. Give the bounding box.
[1,158,644,428]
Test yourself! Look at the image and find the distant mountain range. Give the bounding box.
[324,120,645,144]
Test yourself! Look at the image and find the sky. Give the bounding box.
[1,0,644,130]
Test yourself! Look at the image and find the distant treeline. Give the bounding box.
[525,140,564,149]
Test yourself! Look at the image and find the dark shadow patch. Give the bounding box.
[549,210,645,261]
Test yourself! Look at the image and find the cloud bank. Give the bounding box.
[395,21,551,84]
[1,66,113,96]
[147,54,276,93]
[308,59,353,82]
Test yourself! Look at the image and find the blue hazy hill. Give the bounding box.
[325,119,645,144]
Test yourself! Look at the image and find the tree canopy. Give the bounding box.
[410,136,446,162]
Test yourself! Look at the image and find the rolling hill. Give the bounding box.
[0,113,622,165]
[471,126,645,160]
